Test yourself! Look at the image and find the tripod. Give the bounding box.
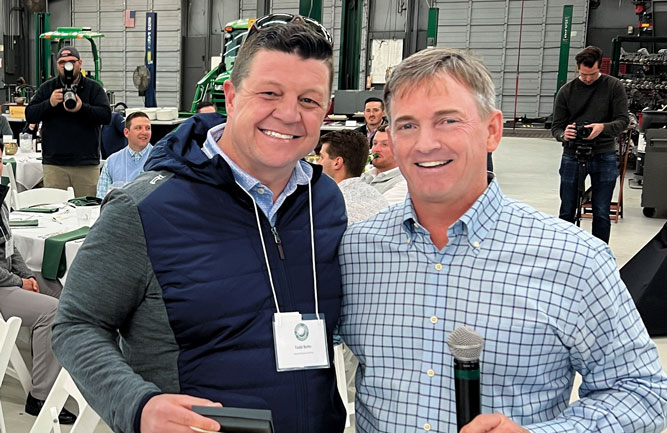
[573,143,593,227]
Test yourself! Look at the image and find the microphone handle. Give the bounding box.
[454,358,481,432]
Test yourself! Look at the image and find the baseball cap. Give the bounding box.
[57,46,80,61]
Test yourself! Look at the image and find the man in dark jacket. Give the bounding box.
[355,96,386,143]
[25,46,111,196]
[53,14,346,433]
[551,45,629,243]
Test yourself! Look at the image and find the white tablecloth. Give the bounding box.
[5,149,44,190]
[10,205,98,283]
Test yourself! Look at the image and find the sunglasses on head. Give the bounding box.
[248,13,333,47]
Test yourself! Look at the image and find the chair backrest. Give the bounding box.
[0,316,22,381]
[28,369,101,433]
[16,187,75,209]
[0,316,22,433]
[1,163,20,211]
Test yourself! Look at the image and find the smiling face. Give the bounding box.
[124,116,152,152]
[389,74,502,210]
[220,49,330,192]
[370,130,398,172]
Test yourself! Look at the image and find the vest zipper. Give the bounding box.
[271,226,285,260]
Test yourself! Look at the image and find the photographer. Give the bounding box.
[25,47,111,196]
[552,45,629,243]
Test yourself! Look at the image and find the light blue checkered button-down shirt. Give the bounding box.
[339,176,667,433]
[202,123,312,226]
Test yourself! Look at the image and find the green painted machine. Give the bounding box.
[38,26,105,87]
[190,19,250,114]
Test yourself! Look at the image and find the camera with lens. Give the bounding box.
[571,122,594,161]
[62,61,78,110]
[575,124,592,140]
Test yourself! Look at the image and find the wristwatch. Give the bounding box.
[559,133,565,142]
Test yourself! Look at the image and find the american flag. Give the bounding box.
[125,10,135,28]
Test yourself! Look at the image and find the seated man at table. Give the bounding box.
[0,142,75,424]
[96,111,152,198]
[316,129,388,224]
[361,124,408,205]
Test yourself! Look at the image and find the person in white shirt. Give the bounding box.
[317,129,389,224]
[360,124,408,205]
[96,111,153,198]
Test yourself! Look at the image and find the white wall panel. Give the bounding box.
[436,0,588,118]
[73,0,182,108]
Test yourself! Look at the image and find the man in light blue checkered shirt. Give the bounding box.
[338,47,667,433]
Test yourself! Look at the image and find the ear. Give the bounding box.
[224,80,236,117]
[123,128,130,139]
[485,109,503,153]
[333,156,344,170]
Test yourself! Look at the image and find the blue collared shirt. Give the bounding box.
[96,144,153,199]
[203,123,312,226]
[339,177,667,433]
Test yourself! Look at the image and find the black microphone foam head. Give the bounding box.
[447,327,483,361]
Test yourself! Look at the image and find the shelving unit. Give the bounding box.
[611,36,667,112]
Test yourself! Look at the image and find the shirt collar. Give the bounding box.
[202,123,313,192]
[370,166,402,180]
[401,172,502,247]
[128,144,152,159]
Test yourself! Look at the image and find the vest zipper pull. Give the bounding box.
[271,226,285,260]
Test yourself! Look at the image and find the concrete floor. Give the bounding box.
[1,135,666,432]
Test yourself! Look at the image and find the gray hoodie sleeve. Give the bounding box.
[52,189,172,433]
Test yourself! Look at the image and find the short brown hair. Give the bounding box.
[319,129,369,177]
[575,46,603,69]
[125,111,150,129]
[231,17,333,94]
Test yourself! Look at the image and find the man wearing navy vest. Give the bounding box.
[96,111,153,198]
[53,14,346,433]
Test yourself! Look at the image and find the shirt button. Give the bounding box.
[423,423,432,431]
[434,263,442,271]
[427,369,435,377]
[430,316,438,324]
[473,241,480,248]
[257,188,265,194]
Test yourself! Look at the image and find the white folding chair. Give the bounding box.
[1,163,20,211]
[29,369,101,433]
[0,312,31,395]
[0,316,23,433]
[16,187,74,209]
[334,344,355,428]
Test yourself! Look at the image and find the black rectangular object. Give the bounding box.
[192,406,274,433]
[620,222,667,336]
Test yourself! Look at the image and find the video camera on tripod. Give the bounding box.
[61,61,78,110]
[567,122,597,226]
[571,123,595,161]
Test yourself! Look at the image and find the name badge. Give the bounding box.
[5,236,14,258]
[272,312,329,372]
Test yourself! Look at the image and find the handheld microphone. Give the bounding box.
[447,327,483,432]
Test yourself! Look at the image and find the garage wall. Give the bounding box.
[237,0,344,91]
[435,0,588,118]
[72,0,182,108]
